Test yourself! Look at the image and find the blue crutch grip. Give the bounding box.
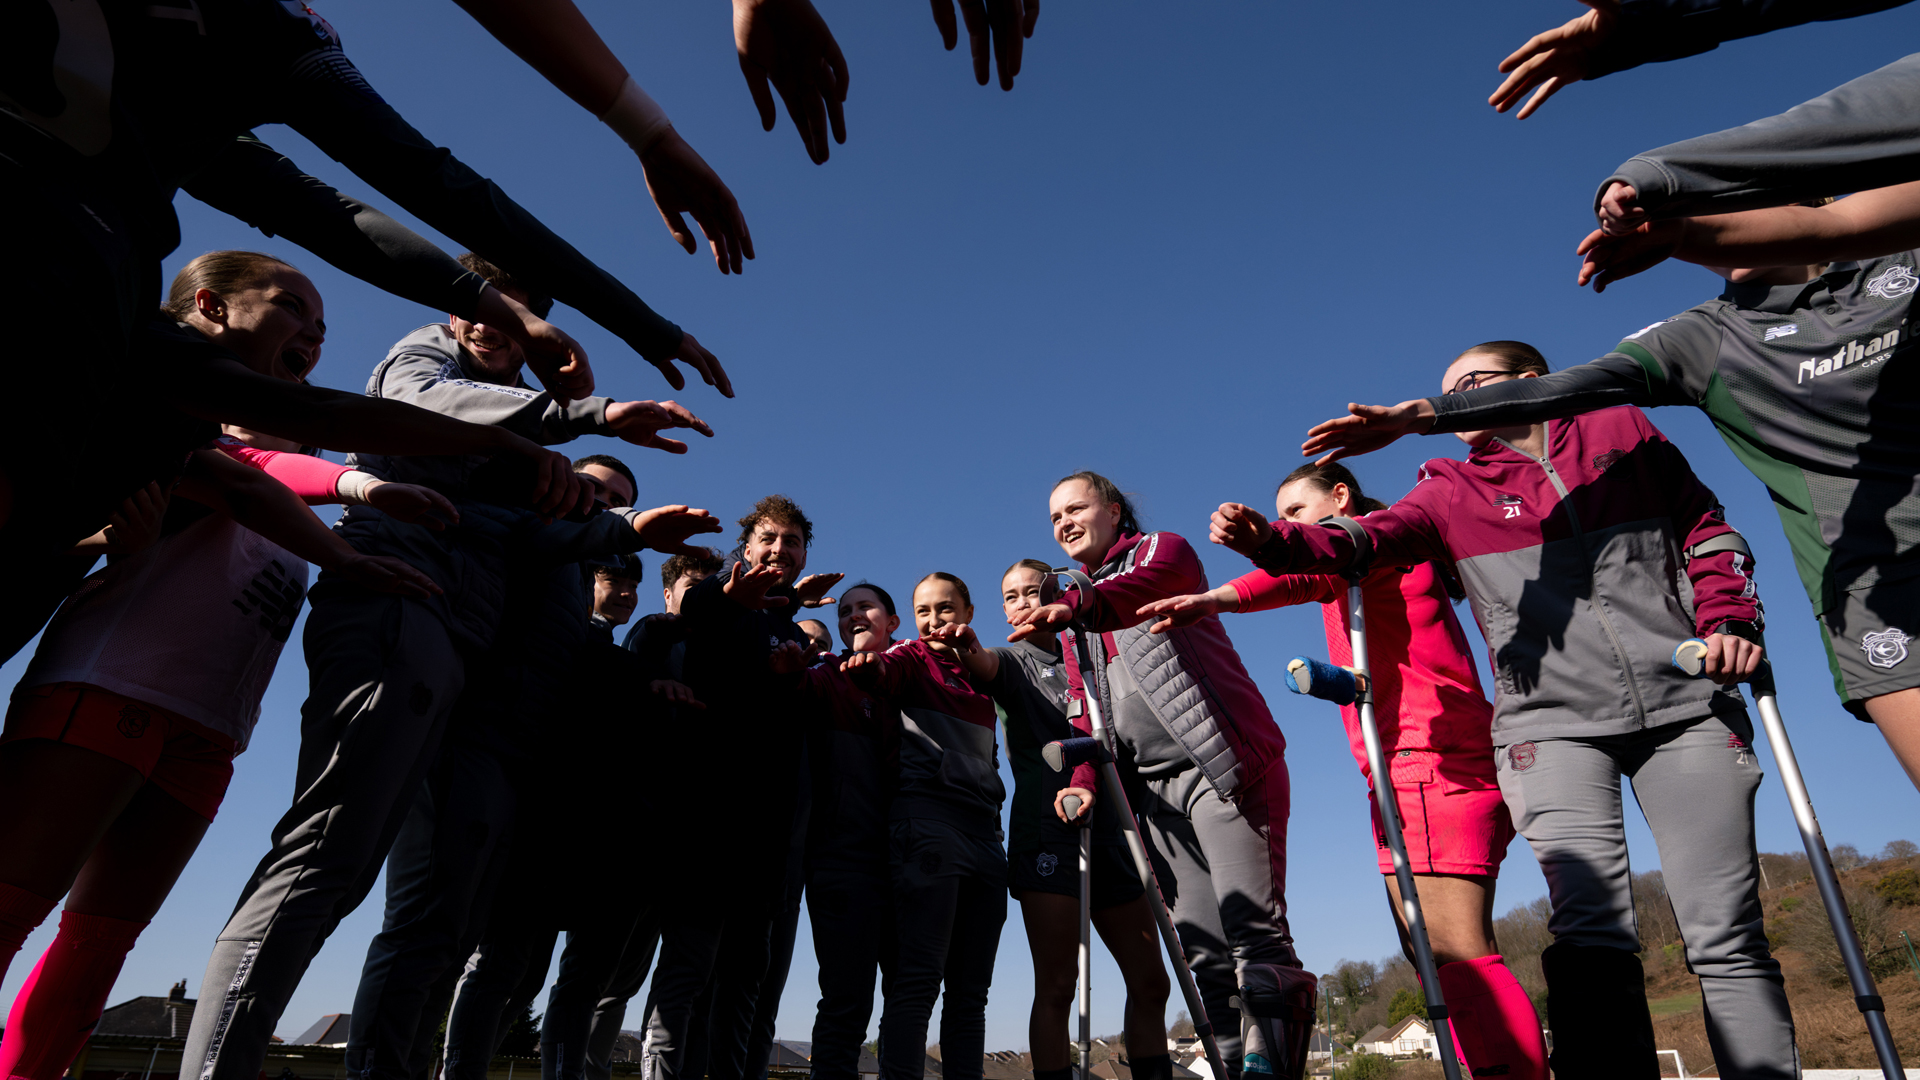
[1043,736,1107,772]
[1673,638,1710,678]
[1285,656,1358,706]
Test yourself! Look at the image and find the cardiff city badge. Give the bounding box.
[1862,627,1912,670]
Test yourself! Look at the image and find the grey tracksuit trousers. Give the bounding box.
[346,737,518,1080]
[1138,762,1302,1071]
[443,925,559,1080]
[1496,712,1796,1079]
[185,590,466,1080]
[582,918,664,1080]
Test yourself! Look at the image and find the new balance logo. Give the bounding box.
[1763,324,1798,342]
[1798,329,1900,384]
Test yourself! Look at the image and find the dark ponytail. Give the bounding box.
[1279,461,1387,515]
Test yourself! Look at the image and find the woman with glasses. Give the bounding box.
[0,252,456,1080]
[1212,341,1796,1080]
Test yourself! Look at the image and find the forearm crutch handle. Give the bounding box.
[1043,736,1110,772]
[1284,656,1363,706]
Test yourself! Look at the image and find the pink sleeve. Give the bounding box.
[216,441,349,502]
[1230,569,1341,612]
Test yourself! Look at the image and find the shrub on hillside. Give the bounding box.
[1386,987,1427,1026]
[1790,886,1904,985]
[1335,1053,1398,1080]
[1877,867,1920,907]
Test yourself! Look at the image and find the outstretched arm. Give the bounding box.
[1490,0,1913,119]
[1578,181,1920,290]
[445,0,752,274]
[733,0,849,164]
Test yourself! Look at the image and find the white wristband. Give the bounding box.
[599,75,672,153]
[336,471,379,505]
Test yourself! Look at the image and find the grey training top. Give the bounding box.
[1430,251,1920,614]
[1107,648,1192,780]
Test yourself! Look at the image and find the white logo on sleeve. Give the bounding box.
[1764,324,1799,342]
[1862,627,1912,669]
[1866,265,1919,300]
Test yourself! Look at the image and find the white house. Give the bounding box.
[1359,1015,1438,1059]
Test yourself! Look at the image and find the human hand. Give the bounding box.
[1575,219,1685,292]
[1007,601,1073,643]
[653,332,734,400]
[650,678,707,709]
[1488,0,1618,119]
[794,572,844,608]
[638,128,754,275]
[1300,401,1434,465]
[1210,503,1274,558]
[840,648,884,689]
[1054,785,1093,824]
[631,505,724,555]
[927,622,982,653]
[769,639,811,675]
[77,482,171,555]
[1136,590,1230,635]
[1598,181,1645,236]
[606,399,715,455]
[930,0,1039,90]
[733,0,848,164]
[724,560,791,609]
[363,480,460,531]
[504,437,593,519]
[1699,632,1765,685]
[332,552,443,599]
[478,287,594,403]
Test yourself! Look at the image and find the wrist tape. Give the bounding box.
[599,75,672,153]
[336,470,378,505]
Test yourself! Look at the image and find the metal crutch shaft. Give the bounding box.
[1059,622,1234,1080]
[1063,793,1093,1080]
[1674,640,1905,1080]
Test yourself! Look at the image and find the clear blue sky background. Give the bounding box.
[9,0,1920,1055]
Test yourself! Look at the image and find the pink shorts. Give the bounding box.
[1367,748,1514,878]
[2,683,237,821]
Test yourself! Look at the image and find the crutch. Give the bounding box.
[1675,637,1907,1080]
[1282,518,1463,1080]
[1063,790,1093,1080]
[1040,570,1233,1080]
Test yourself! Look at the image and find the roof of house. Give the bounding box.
[1355,1024,1390,1045]
[981,1052,1032,1080]
[768,1043,813,1069]
[95,985,197,1040]
[291,1014,352,1046]
[1382,1015,1433,1041]
[857,1049,881,1076]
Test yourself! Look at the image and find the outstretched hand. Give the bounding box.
[840,648,884,690]
[929,0,1039,90]
[1488,0,1617,119]
[364,481,460,531]
[606,399,715,454]
[482,289,594,404]
[734,0,849,164]
[81,482,171,556]
[794,572,844,608]
[1300,401,1433,464]
[1136,591,1228,635]
[631,505,724,555]
[769,639,811,675]
[1576,219,1685,292]
[927,622,982,652]
[1007,601,1073,643]
[725,560,791,609]
[509,440,593,519]
[650,678,706,709]
[335,553,443,599]
[639,128,754,275]
[1210,503,1274,558]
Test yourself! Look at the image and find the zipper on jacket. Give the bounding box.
[1495,431,1650,725]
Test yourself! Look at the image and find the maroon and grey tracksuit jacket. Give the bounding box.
[793,657,901,875]
[863,638,1006,843]
[1249,406,1761,745]
[1063,530,1287,798]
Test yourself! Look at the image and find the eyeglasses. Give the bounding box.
[1446,369,1515,396]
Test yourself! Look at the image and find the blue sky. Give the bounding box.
[10,0,1920,1055]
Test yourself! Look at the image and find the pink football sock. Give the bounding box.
[0,882,58,991]
[1437,954,1549,1080]
[0,909,148,1080]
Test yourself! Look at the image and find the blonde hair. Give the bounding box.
[162,251,300,320]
